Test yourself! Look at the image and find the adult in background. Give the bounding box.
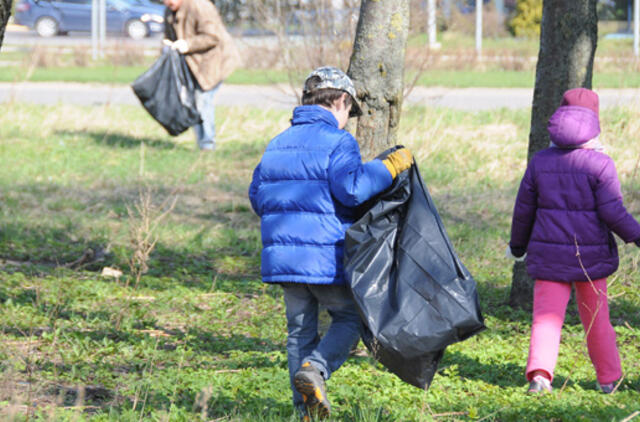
[163,0,240,151]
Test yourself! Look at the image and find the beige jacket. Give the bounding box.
[165,0,241,91]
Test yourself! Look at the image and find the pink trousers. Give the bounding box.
[526,279,622,384]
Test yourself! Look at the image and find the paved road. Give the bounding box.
[3,26,164,49]
[4,26,638,111]
[2,25,287,50]
[1,82,639,111]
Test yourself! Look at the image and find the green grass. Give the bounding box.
[0,65,294,85]
[1,102,640,421]
[408,70,640,89]
[2,32,640,87]
[410,69,535,88]
[0,65,149,84]
[2,65,640,88]
[408,30,638,55]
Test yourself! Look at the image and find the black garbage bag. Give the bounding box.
[344,152,486,389]
[131,49,201,136]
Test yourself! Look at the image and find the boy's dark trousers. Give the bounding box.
[281,283,361,412]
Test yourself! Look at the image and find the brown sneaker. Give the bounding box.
[294,362,331,419]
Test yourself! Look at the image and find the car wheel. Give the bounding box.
[35,16,59,38]
[126,20,148,40]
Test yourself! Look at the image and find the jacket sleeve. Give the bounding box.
[185,0,220,53]
[509,162,537,254]
[248,162,262,216]
[595,157,640,242]
[328,134,393,207]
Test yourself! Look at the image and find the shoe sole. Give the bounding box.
[294,374,330,418]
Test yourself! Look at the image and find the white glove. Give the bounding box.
[505,244,527,262]
[163,39,189,53]
[171,39,189,54]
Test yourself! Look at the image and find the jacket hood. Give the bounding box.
[547,105,601,148]
[291,105,338,128]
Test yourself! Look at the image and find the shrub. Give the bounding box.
[447,4,509,38]
[509,0,542,38]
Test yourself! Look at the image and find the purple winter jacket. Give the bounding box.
[510,105,640,282]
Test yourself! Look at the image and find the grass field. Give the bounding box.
[2,63,640,89]
[1,101,640,421]
[1,34,639,88]
[0,66,290,86]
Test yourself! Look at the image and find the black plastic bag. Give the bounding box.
[344,154,486,389]
[132,49,201,136]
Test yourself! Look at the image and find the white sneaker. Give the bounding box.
[527,375,552,394]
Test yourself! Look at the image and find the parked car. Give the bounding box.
[455,0,492,14]
[14,0,165,39]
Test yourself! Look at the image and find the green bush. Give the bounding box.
[509,0,543,38]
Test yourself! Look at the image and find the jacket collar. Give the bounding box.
[291,105,339,128]
[175,0,190,23]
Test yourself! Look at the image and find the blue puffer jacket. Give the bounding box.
[249,105,393,285]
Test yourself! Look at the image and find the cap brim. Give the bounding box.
[349,102,363,118]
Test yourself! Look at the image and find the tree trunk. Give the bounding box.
[347,0,410,160]
[0,0,11,49]
[509,0,598,309]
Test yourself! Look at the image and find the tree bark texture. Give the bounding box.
[509,0,598,309]
[347,0,410,160]
[527,0,598,159]
[0,0,11,49]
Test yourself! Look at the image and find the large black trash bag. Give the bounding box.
[132,49,201,136]
[344,152,486,389]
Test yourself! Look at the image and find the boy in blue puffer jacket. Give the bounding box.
[248,66,412,420]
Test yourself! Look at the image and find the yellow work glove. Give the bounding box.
[382,148,413,179]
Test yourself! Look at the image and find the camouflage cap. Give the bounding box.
[303,66,362,117]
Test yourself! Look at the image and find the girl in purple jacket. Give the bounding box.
[508,88,640,394]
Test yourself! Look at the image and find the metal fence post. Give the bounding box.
[99,0,106,56]
[428,0,437,49]
[475,0,482,56]
[91,0,107,59]
[635,0,639,57]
